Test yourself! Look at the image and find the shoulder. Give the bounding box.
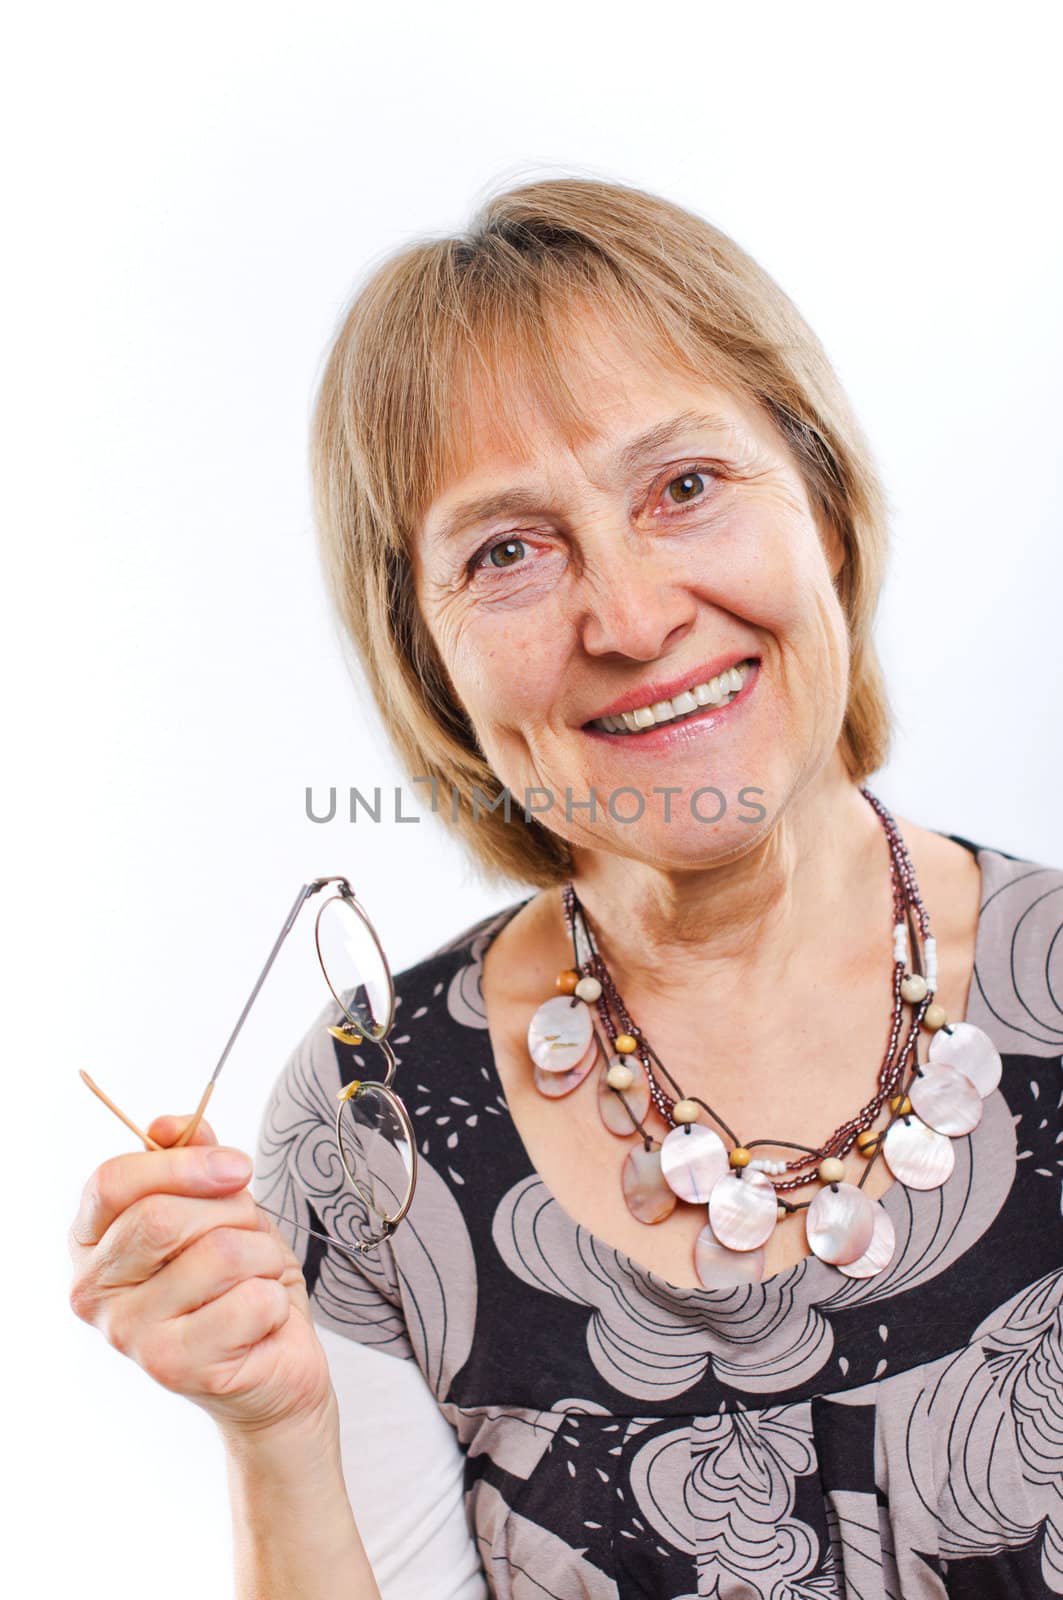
[263,895,532,1126]
[385,894,534,1030]
[961,834,1063,934]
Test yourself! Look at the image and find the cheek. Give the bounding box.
[710,501,845,653]
[437,603,569,727]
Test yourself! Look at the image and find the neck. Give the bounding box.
[567,762,891,1003]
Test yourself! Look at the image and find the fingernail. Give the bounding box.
[206,1148,252,1182]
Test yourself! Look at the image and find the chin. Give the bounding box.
[560,797,779,872]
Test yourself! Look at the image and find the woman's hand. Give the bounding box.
[68,1112,335,1443]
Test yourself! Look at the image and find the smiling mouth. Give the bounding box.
[586,659,757,735]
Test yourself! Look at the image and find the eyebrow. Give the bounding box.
[428,408,734,547]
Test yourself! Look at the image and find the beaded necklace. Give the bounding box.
[526,787,1001,1285]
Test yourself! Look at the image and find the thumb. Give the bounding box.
[147,1112,219,1148]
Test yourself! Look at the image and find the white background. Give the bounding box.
[5,2,1061,1593]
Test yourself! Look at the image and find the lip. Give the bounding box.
[582,652,759,725]
[582,658,760,750]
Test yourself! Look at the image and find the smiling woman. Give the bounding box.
[71,176,1063,1600]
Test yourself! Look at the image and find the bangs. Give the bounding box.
[355,237,714,553]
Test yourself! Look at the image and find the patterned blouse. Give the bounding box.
[255,836,1063,1599]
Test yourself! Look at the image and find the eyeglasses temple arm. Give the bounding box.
[82,878,355,1152]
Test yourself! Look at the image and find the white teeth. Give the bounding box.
[593,660,752,734]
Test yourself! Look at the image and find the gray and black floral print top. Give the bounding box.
[255,836,1063,1599]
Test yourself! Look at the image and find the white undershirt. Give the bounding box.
[316,1322,488,1598]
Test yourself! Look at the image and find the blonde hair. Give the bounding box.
[312,176,892,888]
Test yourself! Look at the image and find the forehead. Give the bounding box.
[420,307,764,530]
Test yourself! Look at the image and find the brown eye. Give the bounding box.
[487,538,526,568]
[666,471,707,505]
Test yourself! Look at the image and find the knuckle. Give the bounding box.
[68,1271,98,1324]
[102,1302,135,1358]
[241,1274,284,1322]
[203,1226,245,1276]
[91,1159,127,1220]
[133,1194,180,1257]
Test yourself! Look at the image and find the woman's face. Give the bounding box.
[412,311,850,869]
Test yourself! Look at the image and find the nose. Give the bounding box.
[576,545,698,661]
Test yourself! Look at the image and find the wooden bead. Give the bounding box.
[856,1129,880,1156]
[729,1146,751,1168]
[614,1033,638,1054]
[923,1002,948,1031]
[671,1098,700,1124]
[574,976,602,1002]
[901,973,929,1003]
[890,1093,912,1116]
[818,1156,846,1184]
[777,1205,788,1221]
[605,1062,634,1091]
[556,969,579,994]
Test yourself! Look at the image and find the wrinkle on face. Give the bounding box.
[409,310,852,872]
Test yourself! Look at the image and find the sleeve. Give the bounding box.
[253,993,416,1360]
[253,998,489,1599]
[318,1325,489,1600]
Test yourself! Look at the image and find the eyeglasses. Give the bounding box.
[79,877,417,1266]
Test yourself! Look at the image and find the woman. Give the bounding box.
[69,179,1063,1599]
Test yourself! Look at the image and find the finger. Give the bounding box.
[147,1113,219,1149]
[129,1225,290,1322]
[71,1143,256,1252]
[91,1187,273,1291]
[175,1273,291,1369]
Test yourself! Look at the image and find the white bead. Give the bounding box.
[901,973,929,1003]
[671,1098,700,1124]
[925,937,938,991]
[574,976,602,1002]
[749,1158,764,1171]
[605,1062,634,1091]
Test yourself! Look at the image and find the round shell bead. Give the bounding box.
[909,1062,983,1136]
[621,1144,677,1225]
[533,1035,597,1097]
[574,975,602,1002]
[528,995,593,1074]
[882,1115,955,1189]
[818,1157,846,1184]
[835,1201,897,1279]
[708,1169,778,1251]
[660,1124,729,1203]
[928,1021,1002,1097]
[805,1180,876,1265]
[901,973,929,1003]
[695,1219,766,1289]
[671,1099,701,1124]
[922,1003,949,1031]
